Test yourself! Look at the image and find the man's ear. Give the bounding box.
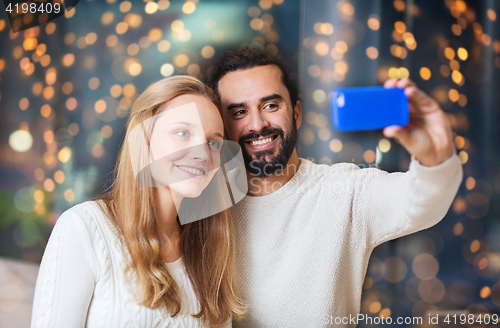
[293,100,302,129]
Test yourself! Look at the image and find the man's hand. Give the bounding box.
[383,78,454,167]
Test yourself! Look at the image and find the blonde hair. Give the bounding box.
[96,75,246,325]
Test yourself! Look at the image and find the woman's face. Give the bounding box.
[148,94,224,199]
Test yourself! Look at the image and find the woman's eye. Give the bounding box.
[175,130,190,138]
[208,140,222,150]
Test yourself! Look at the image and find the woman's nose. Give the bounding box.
[188,142,210,162]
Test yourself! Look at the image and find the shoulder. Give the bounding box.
[56,200,109,229]
[299,158,363,179]
[54,200,120,247]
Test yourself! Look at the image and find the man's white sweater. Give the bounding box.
[231,155,462,327]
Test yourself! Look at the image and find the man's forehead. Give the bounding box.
[218,65,288,103]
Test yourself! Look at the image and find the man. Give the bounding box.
[208,47,462,327]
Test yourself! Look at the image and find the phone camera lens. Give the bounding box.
[336,93,345,108]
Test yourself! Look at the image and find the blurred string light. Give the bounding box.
[0,0,286,263]
[299,0,500,321]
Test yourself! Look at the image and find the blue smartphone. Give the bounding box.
[330,86,409,131]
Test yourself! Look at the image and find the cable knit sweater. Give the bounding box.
[231,155,462,327]
[31,201,231,328]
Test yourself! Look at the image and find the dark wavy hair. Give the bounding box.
[208,47,300,108]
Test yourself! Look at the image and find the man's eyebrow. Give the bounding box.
[260,93,283,103]
[227,102,246,111]
[226,94,283,111]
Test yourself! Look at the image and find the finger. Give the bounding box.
[383,125,404,138]
[406,85,437,111]
[384,126,412,148]
[396,78,411,89]
[384,79,397,88]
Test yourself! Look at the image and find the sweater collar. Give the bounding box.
[239,158,313,206]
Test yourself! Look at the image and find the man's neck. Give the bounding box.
[246,149,301,196]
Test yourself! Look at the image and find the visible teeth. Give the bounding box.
[178,166,205,176]
[250,137,273,146]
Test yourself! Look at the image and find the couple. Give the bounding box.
[31,48,463,327]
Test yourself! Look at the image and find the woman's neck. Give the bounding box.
[153,188,183,262]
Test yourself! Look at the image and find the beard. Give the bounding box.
[238,120,298,177]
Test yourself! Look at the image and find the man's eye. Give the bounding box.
[264,103,279,110]
[176,130,190,138]
[208,140,222,150]
[234,110,246,117]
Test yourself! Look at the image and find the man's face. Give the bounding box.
[218,65,302,176]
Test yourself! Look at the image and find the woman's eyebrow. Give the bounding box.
[211,132,224,139]
[167,121,196,128]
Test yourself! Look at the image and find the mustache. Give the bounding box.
[238,127,284,144]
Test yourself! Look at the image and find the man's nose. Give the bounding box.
[247,109,269,133]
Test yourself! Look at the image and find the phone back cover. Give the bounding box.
[330,86,409,131]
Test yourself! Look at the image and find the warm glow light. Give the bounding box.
[145,2,158,14]
[110,85,122,98]
[116,22,129,34]
[315,42,329,56]
[449,89,460,102]
[53,164,65,180]
[453,222,463,235]
[95,100,107,113]
[364,150,376,163]
[480,286,492,298]
[455,136,465,149]
[119,1,132,13]
[158,40,170,52]
[149,28,162,42]
[101,12,114,25]
[366,47,378,59]
[394,21,406,33]
[444,47,455,60]
[420,67,431,80]
[378,139,391,152]
[182,2,196,14]
[68,123,79,136]
[19,98,29,111]
[457,47,468,60]
[88,77,100,90]
[367,16,380,30]
[9,130,33,152]
[62,53,75,66]
[329,139,342,152]
[161,63,174,77]
[41,105,52,118]
[171,20,184,32]
[250,18,264,30]
[487,9,497,21]
[58,147,72,163]
[66,98,77,111]
[101,125,113,138]
[369,301,381,314]
[458,150,468,164]
[174,54,189,67]
[64,189,75,202]
[335,41,348,53]
[201,46,215,58]
[312,90,326,103]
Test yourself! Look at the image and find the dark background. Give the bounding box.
[1,0,499,325]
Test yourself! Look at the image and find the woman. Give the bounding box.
[31,76,246,327]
